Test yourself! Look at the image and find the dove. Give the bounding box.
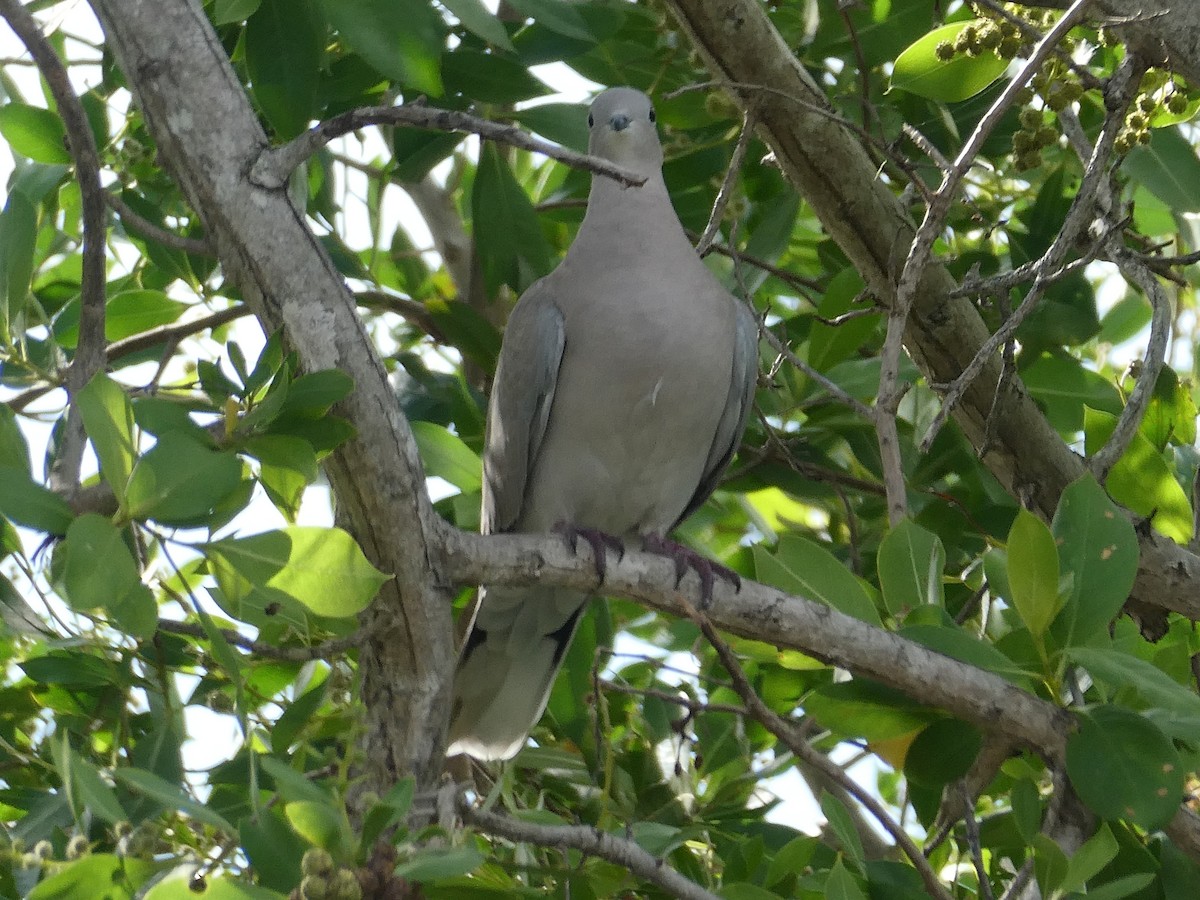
[447,87,759,761]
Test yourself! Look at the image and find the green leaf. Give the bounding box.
[410,421,482,492]
[393,846,484,881]
[1069,646,1200,719]
[439,0,514,51]
[1006,508,1061,638]
[276,369,355,418]
[26,854,158,900]
[245,0,324,138]
[112,767,236,833]
[824,857,869,900]
[820,793,865,870]
[1065,704,1183,830]
[1022,353,1123,433]
[284,800,350,854]
[0,399,30,475]
[143,874,285,899]
[72,759,128,825]
[876,518,945,613]
[1050,473,1139,645]
[900,623,1033,687]
[514,102,590,152]
[441,50,550,104]
[0,103,71,164]
[1084,407,1193,543]
[54,290,188,348]
[61,514,157,638]
[1058,821,1119,895]
[1098,293,1152,346]
[76,372,137,506]
[126,433,244,526]
[212,0,262,25]
[1124,126,1200,212]
[471,142,554,295]
[258,755,331,804]
[904,719,981,788]
[1141,367,1197,450]
[891,21,1008,102]
[392,129,465,182]
[807,268,879,372]
[0,190,38,332]
[1010,777,1042,843]
[245,435,319,522]
[806,680,936,743]
[205,526,390,619]
[318,0,444,96]
[239,810,305,894]
[505,0,592,40]
[753,535,880,625]
[0,466,74,534]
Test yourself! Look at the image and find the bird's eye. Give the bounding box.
[588,113,594,128]
[648,108,657,122]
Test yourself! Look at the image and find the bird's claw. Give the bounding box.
[641,534,740,609]
[555,522,625,583]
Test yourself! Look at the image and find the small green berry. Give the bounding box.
[1019,107,1042,129]
[1015,87,1035,104]
[1037,126,1058,147]
[300,874,329,900]
[66,835,90,860]
[1012,131,1038,153]
[998,36,1022,58]
[935,40,955,62]
[1135,128,1151,145]
[1114,132,1135,154]
[1167,93,1188,114]
[33,840,53,860]
[979,26,1002,50]
[1127,111,1149,130]
[331,869,362,900]
[1015,152,1042,171]
[302,847,336,877]
[1137,94,1157,113]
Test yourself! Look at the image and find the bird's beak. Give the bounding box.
[608,113,631,132]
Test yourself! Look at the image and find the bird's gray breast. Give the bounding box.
[518,270,735,536]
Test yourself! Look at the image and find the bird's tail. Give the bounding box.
[447,585,590,761]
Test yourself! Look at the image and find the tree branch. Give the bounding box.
[459,800,721,900]
[156,619,357,662]
[251,104,647,191]
[0,0,107,494]
[106,191,214,255]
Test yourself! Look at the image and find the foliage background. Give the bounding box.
[0,0,1199,897]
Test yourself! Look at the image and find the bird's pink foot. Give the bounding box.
[641,534,740,607]
[555,522,625,583]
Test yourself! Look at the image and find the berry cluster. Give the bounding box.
[290,844,419,900]
[1115,82,1189,154]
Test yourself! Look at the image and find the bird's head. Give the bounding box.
[587,87,662,174]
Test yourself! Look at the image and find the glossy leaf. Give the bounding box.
[54,290,189,348]
[0,466,74,534]
[1006,508,1061,638]
[1066,705,1183,830]
[205,526,390,619]
[1050,473,1139,645]
[0,103,71,164]
[753,535,880,625]
[61,514,156,638]
[318,0,444,96]
[1084,407,1193,543]
[891,21,1008,102]
[471,142,553,295]
[114,767,236,832]
[0,191,38,331]
[410,420,481,492]
[877,518,945,613]
[76,372,137,506]
[440,0,514,50]
[26,854,158,900]
[1069,646,1200,719]
[126,433,244,525]
[245,0,324,138]
[143,874,285,899]
[1125,127,1200,212]
[904,718,981,788]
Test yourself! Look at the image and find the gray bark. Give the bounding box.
[86,0,455,801]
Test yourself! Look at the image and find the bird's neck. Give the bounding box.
[574,170,690,255]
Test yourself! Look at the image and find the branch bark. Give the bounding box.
[661,0,1200,622]
[86,0,454,802]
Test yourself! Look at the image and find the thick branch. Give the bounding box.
[438,527,1072,757]
[87,0,453,800]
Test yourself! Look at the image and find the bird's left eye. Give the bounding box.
[648,108,656,122]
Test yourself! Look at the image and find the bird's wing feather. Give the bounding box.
[481,284,566,535]
[674,299,758,527]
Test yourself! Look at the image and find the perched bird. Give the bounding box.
[447,87,759,761]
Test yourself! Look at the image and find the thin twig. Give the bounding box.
[685,605,954,900]
[1089,251,1171,480]
[459,800,721,900]
[156,619,358,663]
[696,107,756,256]
[760,324,876,420]
[959,781,996,900]
[251,104,647,191]
[0,0,107,494]
[106,192,214,255]
[880,0,1096,523]
[601,681,747,718]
